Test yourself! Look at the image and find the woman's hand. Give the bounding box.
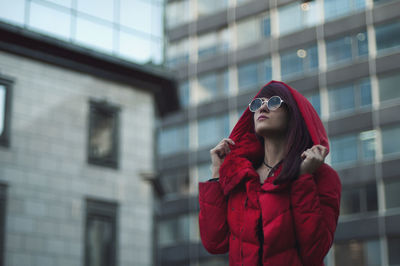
[299,145,328,175]
[210,138,235,178]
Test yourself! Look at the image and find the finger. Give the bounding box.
[222,138,235,146]
[216,150,226,159]
[224,138,235,145]
[302,150,314,161]
[313,145,328,159]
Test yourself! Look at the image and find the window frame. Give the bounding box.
[280,44,319,80]
[0,76,13,148]
[325,31,369,68]
[84,198,118,266]
[87,99,120,169]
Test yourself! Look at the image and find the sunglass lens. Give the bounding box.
[249,98,262,112]
[267,96,281,110]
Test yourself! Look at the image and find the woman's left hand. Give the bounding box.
[299,145,328,175]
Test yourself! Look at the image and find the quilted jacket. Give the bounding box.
[199,81,341,266]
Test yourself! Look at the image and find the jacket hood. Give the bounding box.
[230,80,328,151]
[219,80,328,195]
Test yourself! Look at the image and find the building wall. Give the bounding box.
[0,51,155,266]
[158,0,400,265]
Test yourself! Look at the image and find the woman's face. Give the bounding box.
[253,97,289,137]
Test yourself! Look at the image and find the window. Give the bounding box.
[280,45,318,80]
[324,0,366,22]
[197,70,229,104]
[158,124,189,156]
[326,31,368,67]
[0,78,13,147]
[198,114,230,148]
[385,179,400,209]
[381,124,400,156]
[158,213,198,247]
[278,1,321,36]
[166,0,190,29]
[328,78,371,117]
[179,81,190,108]
[330,130,376,167]
[198,28,229,60]
[75,16,113,53]
[375,20,400,52]
[0,184,7,266]
[77,0,114,21]
[88,100,120,169]
[85,199,118,266]
[379,72,400,103]
[238,59,272,91]
[28,2,71,40]
[305,92,321,116]
[197,0,228,17]
[160,169,190,197]
[388,237,400,266]
[198,163,211,183]
[166,38,190,68]
[340,183,378,215]
[236,13,270,48]
[334,239,381,266]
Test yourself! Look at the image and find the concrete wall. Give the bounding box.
[0,51,155,266]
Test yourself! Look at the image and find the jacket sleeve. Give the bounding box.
[198,181,229,254]
[290,164,341,266]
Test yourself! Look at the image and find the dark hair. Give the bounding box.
[255,83,313,184]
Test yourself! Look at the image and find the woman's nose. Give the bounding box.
[259,102,270,112]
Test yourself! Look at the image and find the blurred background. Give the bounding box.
[0,0,400,266]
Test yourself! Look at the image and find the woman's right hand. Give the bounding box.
[210,138,235,178]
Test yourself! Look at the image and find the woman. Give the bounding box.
[199,81,341,266]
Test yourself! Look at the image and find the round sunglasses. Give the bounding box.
[249,96,284,112]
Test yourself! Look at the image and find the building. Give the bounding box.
[157,0,400,265]
[0,19,178,266]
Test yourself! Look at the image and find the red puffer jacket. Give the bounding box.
[199,81,341,266]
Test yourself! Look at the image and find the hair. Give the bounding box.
[255,83,313,185]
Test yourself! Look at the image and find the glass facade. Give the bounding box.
[378,72,400,103]
[280,45,318,80]
[197,70,229,104]
[385,179,400,209]
[334,239,381,266]
[197,114,230,148]
[166,38,190,68]
[388,237,400,265]
[381,124,400,156]
[238,59,272,91]
[328,79,372,117]
[278,1,320,36]
[236,14,270,48]
[198,28,229,60]
[305,92,321,116]
[0,0,164,64]
[340,183,378,215]
[160,0,400,265]
[375,20,400,52]
[324,0,365,21]
[158,124,189,156]
[330,130,376,167]
[326,31,368,67]
[197,0,228,17]
[179,81,190,108]
[166,0,190,29]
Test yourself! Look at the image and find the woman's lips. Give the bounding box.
[257,115,268,121]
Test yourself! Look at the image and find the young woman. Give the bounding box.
[199,81,341,266]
